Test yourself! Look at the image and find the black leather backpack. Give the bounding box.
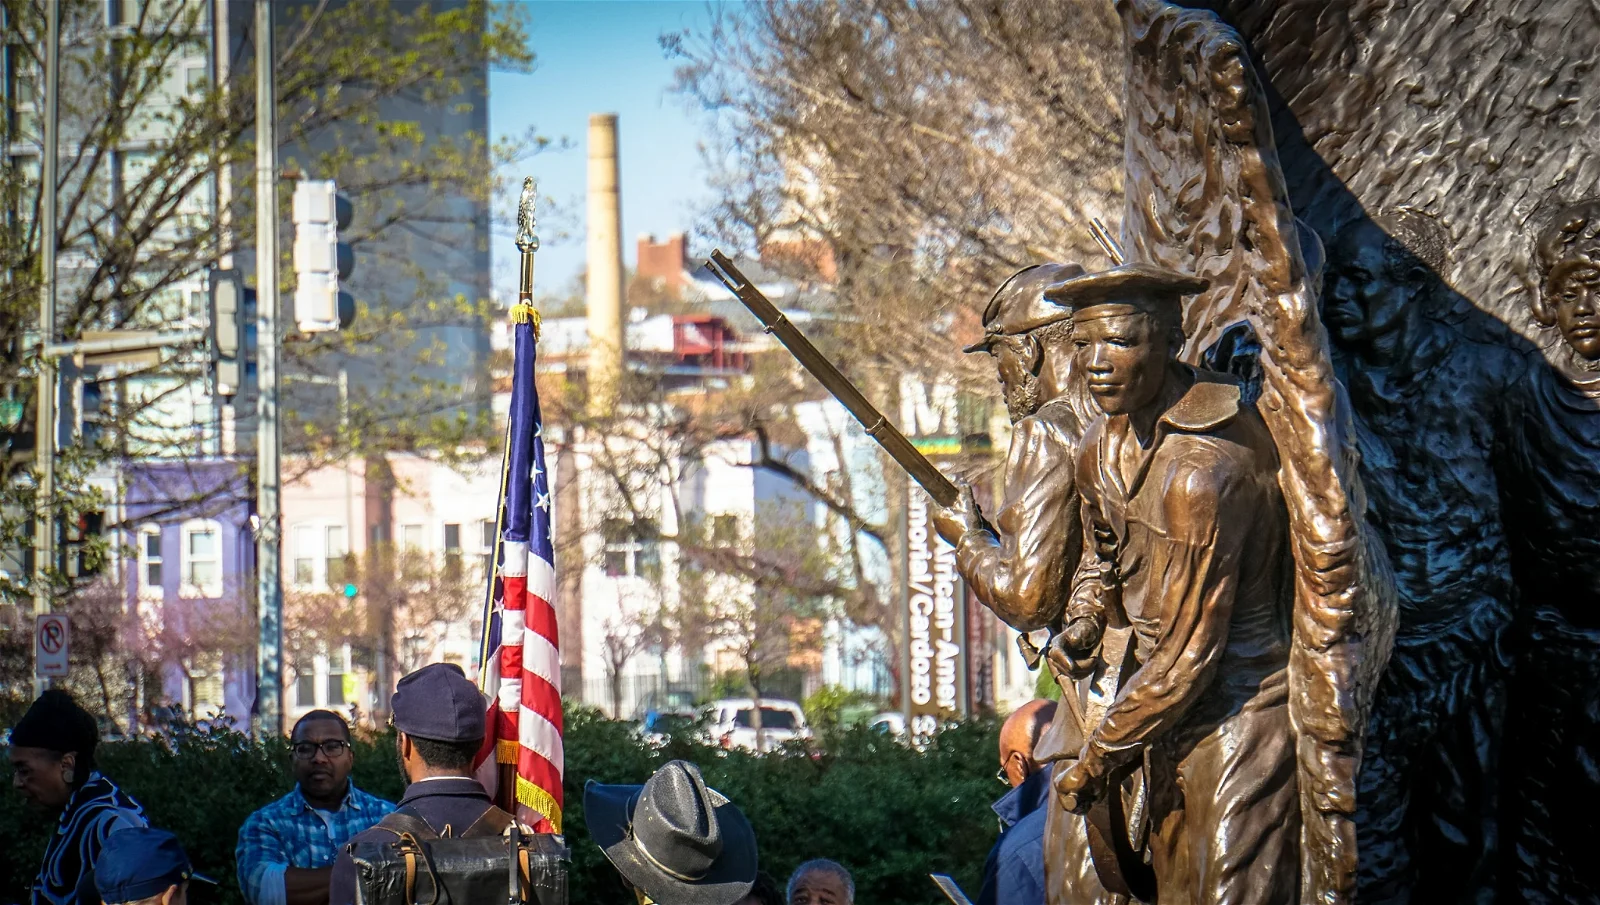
[346,806,567,905]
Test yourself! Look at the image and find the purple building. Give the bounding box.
[121,460,256,727]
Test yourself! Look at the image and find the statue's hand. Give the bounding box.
[1055,756,1105,814]
[932,482,984,545]
[1061,616,1104,655]
[1046,619,1103,680]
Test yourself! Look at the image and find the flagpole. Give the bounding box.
[484,179,542,815]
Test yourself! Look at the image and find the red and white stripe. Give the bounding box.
[478,539,564,832]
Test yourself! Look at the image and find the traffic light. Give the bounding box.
[64,510,105,579]
[292,179,356,334]
[209,268,248,398]
[79,376,105,447]
[57,359,108,448]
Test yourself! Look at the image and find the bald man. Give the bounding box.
[978,701,1058,905]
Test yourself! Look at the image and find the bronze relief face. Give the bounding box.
[1073,312,1171,416]
[1534,199,1600,364]
[1326,222,1419,350]
[1546,257,1600,361]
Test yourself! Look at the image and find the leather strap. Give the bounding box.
[508,823,523,905]
[403,848,418,905]
[462,805,517,838]
[376,809,441,841]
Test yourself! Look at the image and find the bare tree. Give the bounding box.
[599,606,664,719]
[669,0,1125,385]
[126,582,257,722]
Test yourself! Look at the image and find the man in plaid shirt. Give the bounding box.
[237,711,394,905]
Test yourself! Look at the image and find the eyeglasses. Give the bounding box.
[292,740,351,760]
[996,765,1011,785]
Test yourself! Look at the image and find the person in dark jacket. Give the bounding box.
[978,700,1057,905]
[327,663,501,905]
[8,690,147,905]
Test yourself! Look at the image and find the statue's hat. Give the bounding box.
[1042,262,1209,320]
[963,262,1088,353]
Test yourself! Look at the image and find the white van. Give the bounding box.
[706,698,812,753]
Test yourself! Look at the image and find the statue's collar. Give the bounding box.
[1159,365,1242,433]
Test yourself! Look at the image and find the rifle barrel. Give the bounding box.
[704,250,960,508]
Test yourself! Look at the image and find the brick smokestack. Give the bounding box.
[586,113,624,410]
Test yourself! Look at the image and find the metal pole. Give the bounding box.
[33,0,61,699]
[340,366,352,568]
[254,0,283,736]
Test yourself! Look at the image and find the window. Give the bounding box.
[191,655,225,716]
[180,520,221,598]
[184,62,206,94]
[292,525,316,587]
[735,708,799,731]
[326,646,348,706]
[711,514,739,546]
[325,525,348,588]
[137,525,163,596]
[293,657,316,708]
[400,524,423,550]
[444,523,461,581]
[479,519,496,578]
[112,0,144,27]
[602,518,661,580]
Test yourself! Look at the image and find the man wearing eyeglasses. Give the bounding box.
[236,711,395,905]
[977,700,1057,905]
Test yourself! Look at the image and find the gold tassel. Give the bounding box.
[509,303,542,340]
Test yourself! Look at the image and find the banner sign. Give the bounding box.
[904,474,968,736]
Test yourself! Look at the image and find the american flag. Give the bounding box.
[475,302,563,833]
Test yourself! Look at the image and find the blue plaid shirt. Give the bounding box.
[236,782,394,905]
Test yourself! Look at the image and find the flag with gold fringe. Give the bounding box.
[474,298,563,833]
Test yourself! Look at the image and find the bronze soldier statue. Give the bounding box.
[1048,262,1300,905]
[932,263,1117,905]
[934,262,1097,632]
[1322,210,1523,904]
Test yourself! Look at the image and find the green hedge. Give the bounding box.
[2,706,1000,905]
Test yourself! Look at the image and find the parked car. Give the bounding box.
[706,698,812,753]
[867,711,906,738]
[638,707,702,747]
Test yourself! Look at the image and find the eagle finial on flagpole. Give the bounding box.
[512,177,540,335]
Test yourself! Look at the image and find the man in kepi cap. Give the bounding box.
[585,760,758,905]
[935,263,1099,634]
[95,828,215,905]
[327,663,504,905]
[1047,261,1300,905]
[934,264,1108,905]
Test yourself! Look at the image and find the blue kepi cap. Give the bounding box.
[390,662,487,744]
[96,828,214,904]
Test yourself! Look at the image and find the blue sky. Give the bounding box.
[489,1,722,301]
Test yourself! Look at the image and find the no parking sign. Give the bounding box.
[35,614,69,678]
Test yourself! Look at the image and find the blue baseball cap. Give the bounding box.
[95,828,214,904]
[390,662,486,744]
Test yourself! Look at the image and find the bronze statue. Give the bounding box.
[1322,211,1523,903]
[934,263,1097,632]
[1112,3,1399,901]
[1041,263,1300,905]
[930,264,1117,905]
[1495,198,1600,901]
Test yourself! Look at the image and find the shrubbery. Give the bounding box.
[2,705,1000,905]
